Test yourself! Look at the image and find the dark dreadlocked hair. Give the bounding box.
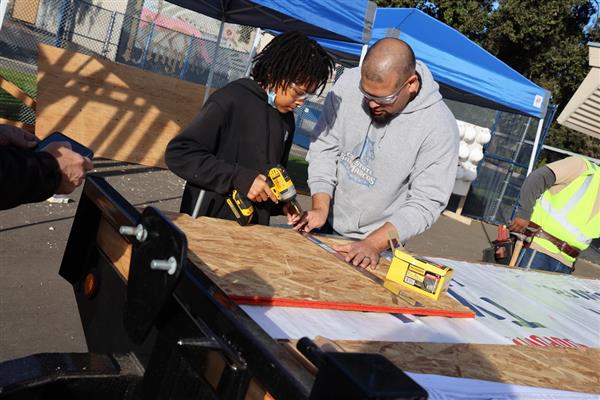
[251,31,335,96]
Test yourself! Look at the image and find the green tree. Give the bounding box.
[376,0,600,158]
[484,1,598,158]
[377,0,494,40]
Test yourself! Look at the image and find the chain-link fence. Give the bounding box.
[0,0,260,126]
[292,63,345,148]
[0,0,554,224]
[449,101,558,225]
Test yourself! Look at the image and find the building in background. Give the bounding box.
[557,42,600,141]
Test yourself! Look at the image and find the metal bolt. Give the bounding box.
[119,224,148,242]
[150,256,177,275]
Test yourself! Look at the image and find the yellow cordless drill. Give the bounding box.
[227,165,302,226]
[267,165,303,215]
[226,189,255,226]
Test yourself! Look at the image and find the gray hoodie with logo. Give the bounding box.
[307,61,459,243]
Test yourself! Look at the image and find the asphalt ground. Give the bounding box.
[1,157,599,363]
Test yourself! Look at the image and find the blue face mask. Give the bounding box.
[267,90,277,109]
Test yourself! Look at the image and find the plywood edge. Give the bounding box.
[442,209,472,225]
[96,217,132,280]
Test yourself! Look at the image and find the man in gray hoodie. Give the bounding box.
[290,38,458,268]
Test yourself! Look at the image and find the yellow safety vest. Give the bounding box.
[530,158,600,264]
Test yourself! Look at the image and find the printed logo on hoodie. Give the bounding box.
[340,136,377,186]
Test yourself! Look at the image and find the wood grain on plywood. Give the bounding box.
[327,340,600,394]
[167,213,474,317]
[11,0,40,25]
[96,217,132,280]
[36,44,206,168]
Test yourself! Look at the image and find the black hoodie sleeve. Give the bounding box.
[165,100,258,196]
[0,146,61,210]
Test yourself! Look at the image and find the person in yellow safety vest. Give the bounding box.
[510,156,600,274]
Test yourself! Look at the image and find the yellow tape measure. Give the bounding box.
[384,249,453,301]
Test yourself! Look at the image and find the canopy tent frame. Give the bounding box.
[527,118,545,176]
[313,7,550,120]
[243,27,262,77]
[167,0,376,104]
[203,14,225,104]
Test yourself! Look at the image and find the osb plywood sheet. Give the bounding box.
[330,340,600,394]
[96,217,132,280]
[167,213,474,317]
[36,44,207,168]
[12,0,40,25]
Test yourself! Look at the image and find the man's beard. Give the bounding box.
[369,108,392,124]
[362,98,394,124]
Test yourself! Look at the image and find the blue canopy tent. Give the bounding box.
[307,9,551,176]
[166,0,376,102]
[167,0,375,43]
[317,8,550,120]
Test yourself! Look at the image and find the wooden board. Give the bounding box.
[0,118,34,133]
[0,74,36,110]
[319,340,600,394]
[36,44,208,168]
[12,0,40,25]
[96,217,132,280]
[167,213,474,318]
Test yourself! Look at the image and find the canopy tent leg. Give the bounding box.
[244,28,263,77]
[527,117,545,176]
[358,44,368,67]
[203,16,226,105]
[179,36,195,80]
[196,17,227,217]
[0,0,8,31]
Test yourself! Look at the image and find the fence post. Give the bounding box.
[140,22,155,68]
[55,0,70,48]
[244,28,262,77]
[101,11,117,59]
[179,36,195,80]
[203,17,225,104]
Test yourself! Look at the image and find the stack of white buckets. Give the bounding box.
[453,120,492,196]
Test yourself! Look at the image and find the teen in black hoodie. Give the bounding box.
[165,32,334,225]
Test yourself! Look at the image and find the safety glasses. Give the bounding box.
[359,77,412,105]
[290,83,313,100]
